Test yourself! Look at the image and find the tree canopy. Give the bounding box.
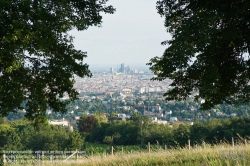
[0,0,115,121]
[148,0,250,109]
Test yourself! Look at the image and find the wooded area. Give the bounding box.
[1,116,250,151]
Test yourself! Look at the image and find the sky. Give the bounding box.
[70,0,171,69]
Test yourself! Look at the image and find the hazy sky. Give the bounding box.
[70,0,171,68]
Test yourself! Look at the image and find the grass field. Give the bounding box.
[12,143,250,166]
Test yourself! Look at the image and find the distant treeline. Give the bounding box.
[85,115,250,147]
[1,116,250,151]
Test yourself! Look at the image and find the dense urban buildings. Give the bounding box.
[73,64,171,100]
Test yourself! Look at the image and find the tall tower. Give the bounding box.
[121,63,125,73]
[110,67,114,74]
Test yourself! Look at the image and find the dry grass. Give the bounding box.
[10,143,250,166]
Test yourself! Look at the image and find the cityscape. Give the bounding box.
[6,63,249,129]
[73,63,171,99]
[40,63,247,130]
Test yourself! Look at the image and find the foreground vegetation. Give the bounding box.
[1,116,250,165]
[12,143,250,166]
[80,145,250,166]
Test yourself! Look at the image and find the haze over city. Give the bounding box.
[70,0,171,68]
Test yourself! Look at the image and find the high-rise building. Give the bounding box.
[110,67,114,74]
[126,66,131,74]
[120,63,125,73]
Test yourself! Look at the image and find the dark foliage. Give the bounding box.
[148,0,250,109]
[0,0,115,121]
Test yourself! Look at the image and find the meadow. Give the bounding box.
[10,143,250,166]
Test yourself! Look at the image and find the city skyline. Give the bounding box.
[70,0,171,66]
[89,62,151,73]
